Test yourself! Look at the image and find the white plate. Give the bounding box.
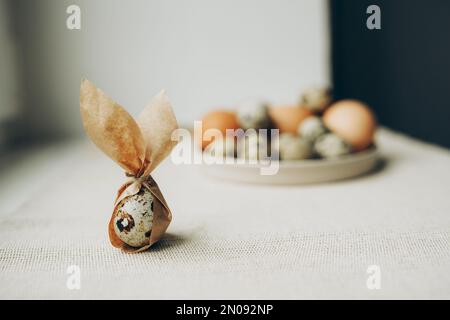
[201,147,379,185]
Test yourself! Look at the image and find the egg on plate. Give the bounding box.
[323,100,376,151]
[197,110,240,150]
[268,105,312,134]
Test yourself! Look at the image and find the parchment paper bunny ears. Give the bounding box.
[80,79,179,178]
[80,79,179,252]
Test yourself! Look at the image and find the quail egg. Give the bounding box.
[298,116,327,141]
[314,133,352,158]
[237,132,271,161]
[113,188,154,247]
[301,87,332,113]
[237,100,271,129]
[278,133,313,160]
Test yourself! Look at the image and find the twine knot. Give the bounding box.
[125,172,149,184]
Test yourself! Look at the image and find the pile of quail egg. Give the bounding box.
[203,87,355,161]
[294,88,351,159]
[276,88,351,160]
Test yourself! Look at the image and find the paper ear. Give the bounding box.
[137,90,179,175]
[80,79,146,175]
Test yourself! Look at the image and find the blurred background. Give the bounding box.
[1,0,449,152]
[331,0,450,149]
[0,0,329,148]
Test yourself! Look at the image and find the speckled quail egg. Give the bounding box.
[278,133,313,160]
[298,116,327,141]
[301,87,332,113]
[237,100,271,129]
[314,133,352,158]
[237,132,271,161]
[203,136,236,161]
[113,188,154,248]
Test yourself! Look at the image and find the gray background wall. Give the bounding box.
[7,0,329,141]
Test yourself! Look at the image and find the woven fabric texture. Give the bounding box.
[1,129,450,299]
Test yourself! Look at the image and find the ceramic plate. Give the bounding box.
[201,147,379,184]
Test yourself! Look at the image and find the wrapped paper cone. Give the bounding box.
[80,79,178,253]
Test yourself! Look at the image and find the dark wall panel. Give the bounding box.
[331,0,450,148]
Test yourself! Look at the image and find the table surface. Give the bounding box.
[1,128,450,299]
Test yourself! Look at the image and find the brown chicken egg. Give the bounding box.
[323,100,376,151]
[268,105,312,134]
[197,110,240,150]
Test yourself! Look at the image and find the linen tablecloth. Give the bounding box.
[1,128,450,299]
